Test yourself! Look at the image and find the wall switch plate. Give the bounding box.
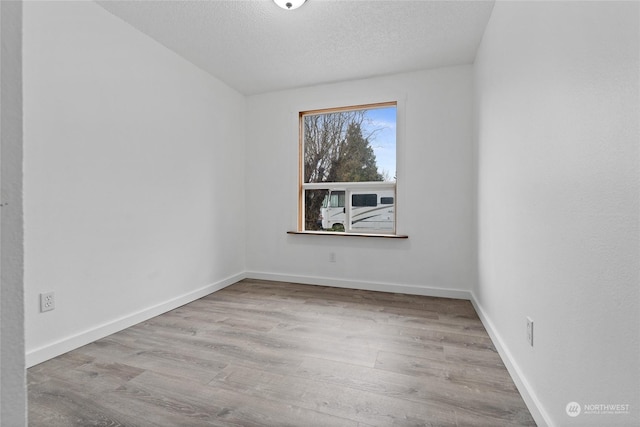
[40,292,55,312]
[526,317,534,347]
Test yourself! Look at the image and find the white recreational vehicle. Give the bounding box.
[319,189,395,232]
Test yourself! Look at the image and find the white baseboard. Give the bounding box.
[245,271,472,300]
[26,271,467,368]
[470,292,552,427]
[26,272,246,368]
[26,271,551,427]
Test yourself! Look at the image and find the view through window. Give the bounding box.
[300,102,397,234]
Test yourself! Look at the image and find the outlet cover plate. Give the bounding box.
[526,317,534,347]
[40,292,55,312]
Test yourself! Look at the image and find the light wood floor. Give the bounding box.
[28,279,536,426]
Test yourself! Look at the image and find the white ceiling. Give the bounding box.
[97,0,495,95]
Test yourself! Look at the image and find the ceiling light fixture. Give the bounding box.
[274,0,306,10]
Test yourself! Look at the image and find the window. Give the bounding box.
[325,191,345,208]
[380,197,394,205]
[352,194,377,207]
[299,102,397,234]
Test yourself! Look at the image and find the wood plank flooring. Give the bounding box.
[28,279,536,426]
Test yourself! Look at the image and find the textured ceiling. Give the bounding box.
[97,0,495,95]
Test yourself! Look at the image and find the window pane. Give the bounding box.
[350,190,395,232]
[352,194,377,207]
[303,106,396,184]
[330,191,345,208]
[304,189,328,231]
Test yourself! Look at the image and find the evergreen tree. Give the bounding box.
[330,122,383,182]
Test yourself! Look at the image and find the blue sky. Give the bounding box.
[362,106,396,181]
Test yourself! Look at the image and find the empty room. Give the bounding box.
[1,0,638,426]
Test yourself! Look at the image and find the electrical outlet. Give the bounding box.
[526,317,534,347]
[329,252,336,263]
[40,292,55,312]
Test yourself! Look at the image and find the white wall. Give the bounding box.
[245,66,475,297]
[474,2,639,426]
[23,1,246,366]
[1,1,26,425]
[21,2,639,425]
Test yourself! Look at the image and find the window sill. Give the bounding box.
[287,231,408,239]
